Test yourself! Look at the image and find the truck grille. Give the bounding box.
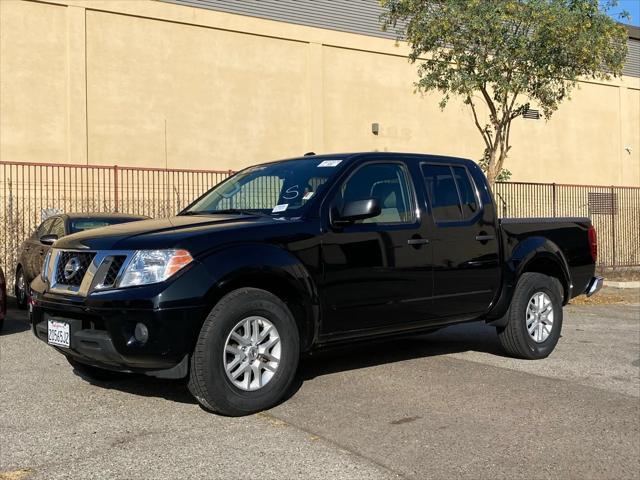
[101,255,127,288]
[54,251,96,287]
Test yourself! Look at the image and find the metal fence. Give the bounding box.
[0,161,232,287]
[493,182,640,268]
[1,161,639,287]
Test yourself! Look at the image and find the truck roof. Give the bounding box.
[272,151,476,167]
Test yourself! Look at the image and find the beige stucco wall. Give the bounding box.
[1,0,639,186]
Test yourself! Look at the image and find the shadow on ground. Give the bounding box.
[0,297,30,335]
[74,321,505,408]
[4,295,507,409]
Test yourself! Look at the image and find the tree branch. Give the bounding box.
[466,95,493,151]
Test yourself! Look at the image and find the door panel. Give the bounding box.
[321,227,432,334]
[320,161,433,335]
[422,164,500,320]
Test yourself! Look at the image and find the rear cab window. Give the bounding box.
[422,164,481,223]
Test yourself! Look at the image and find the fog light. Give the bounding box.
[134,323,149,344]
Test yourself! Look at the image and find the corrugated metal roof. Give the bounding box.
[160,0,403,39]
[160,0,638,78]
[623,38,640,77]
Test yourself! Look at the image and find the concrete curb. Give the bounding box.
[605,280,640,289]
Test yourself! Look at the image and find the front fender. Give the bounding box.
[199,243,320,350]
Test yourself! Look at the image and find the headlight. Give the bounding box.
[118,249,193,288]
[41,250,52,282]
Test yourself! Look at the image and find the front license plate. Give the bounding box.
[48,320,70,348]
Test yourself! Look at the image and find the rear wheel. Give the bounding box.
[188,288,300,416]
[497,272,563,359]
[14,267,28,310]
[66,357,130,381]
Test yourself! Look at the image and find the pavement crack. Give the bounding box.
[258,411,411,480]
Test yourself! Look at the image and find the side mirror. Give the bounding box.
[39,234,58,246]
[333,198,381,226]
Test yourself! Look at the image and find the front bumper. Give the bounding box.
[29,262,212,377]
[585,276,604,297]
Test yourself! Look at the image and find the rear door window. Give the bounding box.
[452,166,480,218]
[422,165,462,221]
[422,164,480,222]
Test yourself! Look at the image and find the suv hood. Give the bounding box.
[54,214,286,254]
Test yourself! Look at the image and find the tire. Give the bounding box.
[66,356,130,381]
[188,288,300,416]
[14,267,28,310]
[497,272,563,360]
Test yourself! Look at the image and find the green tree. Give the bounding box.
[381,0,628,184]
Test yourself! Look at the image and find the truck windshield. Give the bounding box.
[182,158,345,217]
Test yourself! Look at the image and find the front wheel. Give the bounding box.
[14,268,28,310]
[497,272,563,360]
[188,288,300,416]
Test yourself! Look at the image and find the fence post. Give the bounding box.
[611,185,615,268]
[114,165,119,212]
[552,183,557,217]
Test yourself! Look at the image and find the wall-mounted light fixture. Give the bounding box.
[372,123,379,135]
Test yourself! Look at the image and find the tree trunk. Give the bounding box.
[484,132,510,186]
[484,147,499,185]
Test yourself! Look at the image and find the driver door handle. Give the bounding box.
[407,238,429,245]
[475,234,496,241]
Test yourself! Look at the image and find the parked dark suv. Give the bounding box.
[29,153,601,415]
[15,213,148,308]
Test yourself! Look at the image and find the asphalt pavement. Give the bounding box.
[1,294,638,479]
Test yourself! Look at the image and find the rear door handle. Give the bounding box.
[407,238,429,245]
[475,234,496,241]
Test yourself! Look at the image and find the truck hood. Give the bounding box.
[53,214,286,254]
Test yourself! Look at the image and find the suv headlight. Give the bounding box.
[41,250,52,282]
[118,249,193,288]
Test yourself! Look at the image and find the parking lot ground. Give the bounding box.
[1,292,638,480]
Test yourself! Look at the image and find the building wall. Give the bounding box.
[1,0,639,186]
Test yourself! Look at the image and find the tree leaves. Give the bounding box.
[380,0,628,183]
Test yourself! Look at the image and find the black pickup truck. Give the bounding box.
[29,153,602,416]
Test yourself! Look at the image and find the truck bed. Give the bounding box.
[499,217,595,298]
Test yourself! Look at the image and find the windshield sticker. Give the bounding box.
[303,191,314,200]
[272,204,289,213]
[282,185,300,200]
[317,160,342,168]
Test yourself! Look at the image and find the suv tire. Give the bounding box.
[188,288,300,416]
[497,272,563,360]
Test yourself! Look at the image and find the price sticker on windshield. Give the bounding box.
[317,160,342,168]
[272,204,289,213]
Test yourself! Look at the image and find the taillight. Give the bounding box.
[588,226,597,262]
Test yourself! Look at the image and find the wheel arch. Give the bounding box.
[513,238,571,304]
[199,244,320,353]
[487,236,571,326]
